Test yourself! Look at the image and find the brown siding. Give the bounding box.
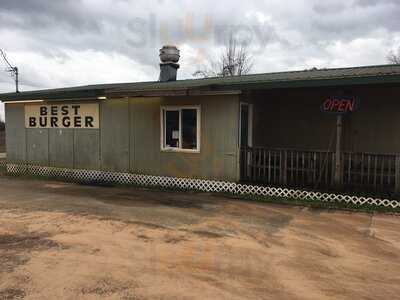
[129,95,240,181]
[251,85,400,153]
[5,95,240,181]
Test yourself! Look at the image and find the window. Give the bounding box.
[161,106,200,152]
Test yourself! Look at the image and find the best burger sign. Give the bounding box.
[25,103,99,129]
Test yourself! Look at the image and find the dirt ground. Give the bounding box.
[0,177,399,300]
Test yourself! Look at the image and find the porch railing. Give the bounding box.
[240,147,400,193]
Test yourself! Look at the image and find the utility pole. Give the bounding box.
[14,66,19,93]
[0,49,19,93]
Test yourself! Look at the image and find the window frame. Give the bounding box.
[160,105,201,153]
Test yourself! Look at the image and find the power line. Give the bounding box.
[0,49,19,93]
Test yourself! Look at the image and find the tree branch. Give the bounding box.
[193,34,253,78]
[388,48,400,65]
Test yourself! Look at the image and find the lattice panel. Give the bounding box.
[5,163,400,209]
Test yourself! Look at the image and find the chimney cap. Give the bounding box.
[159,45,180,64]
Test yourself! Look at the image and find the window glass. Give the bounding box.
[182,109,197,150]
[165,110,180,148]
[162,107,200,152]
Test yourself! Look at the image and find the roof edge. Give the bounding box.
[2,64,400,102]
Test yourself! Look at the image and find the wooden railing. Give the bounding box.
[343,153,397,192]
[240,147,400,193]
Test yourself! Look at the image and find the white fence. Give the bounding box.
[2,162,400,209]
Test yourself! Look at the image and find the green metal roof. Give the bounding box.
[2,64,400,102]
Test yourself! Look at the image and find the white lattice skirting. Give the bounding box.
[4,163,400,209]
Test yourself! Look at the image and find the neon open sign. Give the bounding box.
[321,96,359,115]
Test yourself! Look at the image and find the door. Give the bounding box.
[240,103,253,181]
[240,103,253,147]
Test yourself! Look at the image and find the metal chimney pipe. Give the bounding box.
[159,45,180,82]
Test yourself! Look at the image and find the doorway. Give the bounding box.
[239,102,253,181]
[240,103,253,148]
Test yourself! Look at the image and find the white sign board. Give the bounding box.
[25,103,99,129]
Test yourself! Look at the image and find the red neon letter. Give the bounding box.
[346,99,355,112]
[323,99,332,111]
[338,101,346,112]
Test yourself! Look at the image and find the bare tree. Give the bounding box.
[387,47,400,64]
[194,35,253,78]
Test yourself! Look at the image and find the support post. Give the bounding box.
[334,115,343,187]
[282,150,288,185]
[395,155,400,194]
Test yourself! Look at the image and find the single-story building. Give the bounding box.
[2,46,400,196]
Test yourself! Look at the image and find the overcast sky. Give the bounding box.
[0,0,400,119]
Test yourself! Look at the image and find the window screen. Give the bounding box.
[182,109,197,150]
[165,110,180,148]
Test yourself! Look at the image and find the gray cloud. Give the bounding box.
[352,0,400,8]
[0,0,101,32]
[0,0,399,105]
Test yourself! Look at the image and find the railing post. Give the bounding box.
[395,154,400,194]
[248,147,252,182]
[239,147,243,181]
[282,150,287,185]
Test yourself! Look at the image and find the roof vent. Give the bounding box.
[159,45,180,82]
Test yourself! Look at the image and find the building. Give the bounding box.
[2,46,400,196]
